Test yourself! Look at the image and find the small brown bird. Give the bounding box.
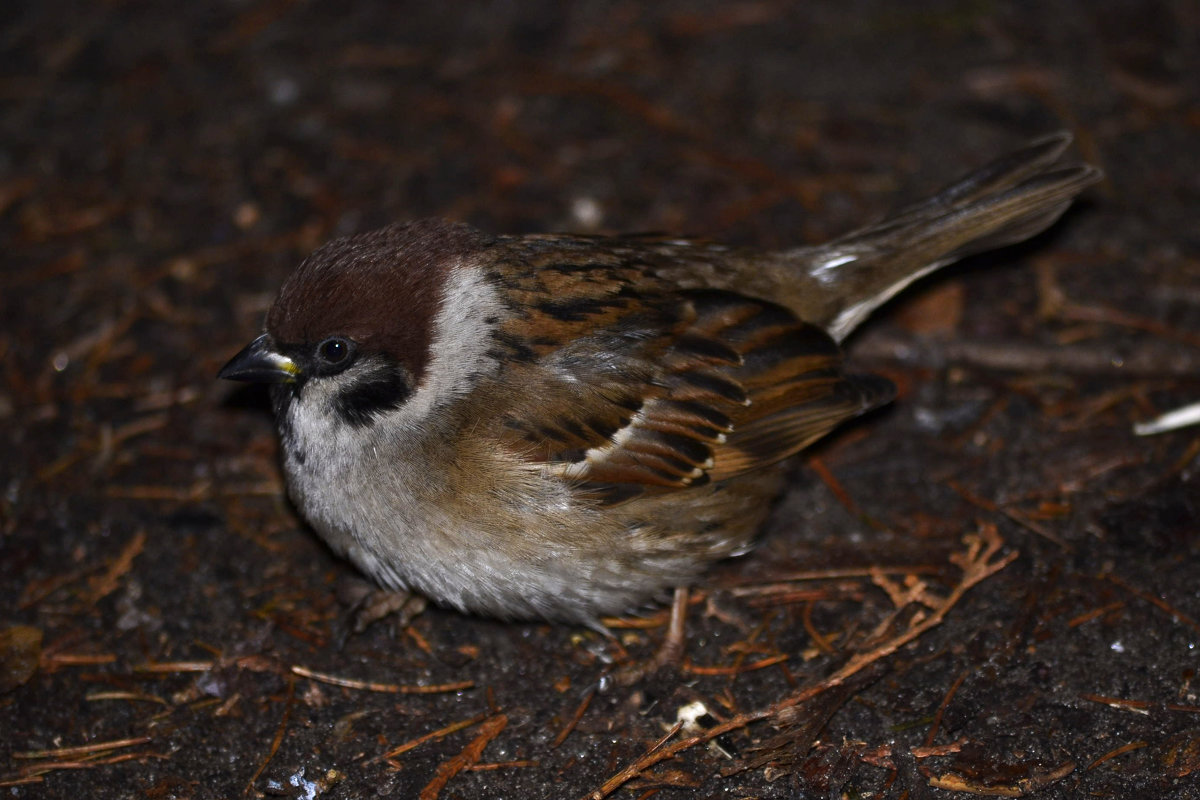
[220,134,1099,627]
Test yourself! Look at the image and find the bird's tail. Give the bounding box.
[782,133,1102,342]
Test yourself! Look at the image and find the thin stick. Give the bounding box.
[419,714,508,800]
[134,660,214,673]
[1104,573,1200,636]
[14,737,152,760]
[1086,741,1147,770]
[924,668,969,748]
[291,665,473,694]
[243,675,295,794]
[552,686,596,749]
[683,654,788,676]
[375,713,490,762]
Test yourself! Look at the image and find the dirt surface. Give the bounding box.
[3,2,1199,798]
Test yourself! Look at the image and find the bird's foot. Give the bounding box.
[334,575,428,646]
[614,586,690,686]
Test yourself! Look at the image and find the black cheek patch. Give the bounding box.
[269,383,295,420]
[334,369,412,427]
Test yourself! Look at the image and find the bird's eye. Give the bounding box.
[316,337,354,368]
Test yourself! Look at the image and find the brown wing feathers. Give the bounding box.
[684,290,893,481]
[489,240,890,502]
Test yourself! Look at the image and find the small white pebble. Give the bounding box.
[676,700,708,729]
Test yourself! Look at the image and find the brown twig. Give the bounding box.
[41,652,117,669]
[725,565,942,589]
[588,722,685,800]
[466,760,537,771]
[290,665,473,694]
[587,526,1017,798]
[134,660,215,673]
[19,564,103,609]
[13,737,153,760]
[243,674,295,794]
[802,600,837,654]
[552,686,596,749]
[1079,693,1152,714]
[375,713,490,762]
[419,714,508,800]
[924,668,970,748]
[87,530,146,605]
[86,691,169,705]
[808,457,859,515]
[1086,741,1147,770]
[949,482,1070,550]
[911,739,966,759]
[682,654,788,676]
[1103,573,1200,636]
[2,749,170,784]
[1067,601,1125,628]
[1057,302,1200,350]
[928,759,1076,796]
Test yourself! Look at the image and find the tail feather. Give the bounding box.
[874,132,1077,229]
[782,133,1102,342]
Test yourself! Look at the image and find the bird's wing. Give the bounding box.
[487,237,893,505]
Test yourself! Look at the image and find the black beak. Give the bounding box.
[218,334,299,383]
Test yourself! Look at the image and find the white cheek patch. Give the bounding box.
[285,378,360,462]
[397,264,506,425]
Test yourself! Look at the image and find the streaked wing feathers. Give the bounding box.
[490,243,892,504]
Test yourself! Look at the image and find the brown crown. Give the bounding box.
[266,218,495,384]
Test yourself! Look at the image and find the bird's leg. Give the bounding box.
[616,586,690,685]
[653,586,690,668]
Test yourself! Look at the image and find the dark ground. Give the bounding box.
[2,2,1199,798]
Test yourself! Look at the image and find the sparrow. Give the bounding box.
[219,133,1100,627]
